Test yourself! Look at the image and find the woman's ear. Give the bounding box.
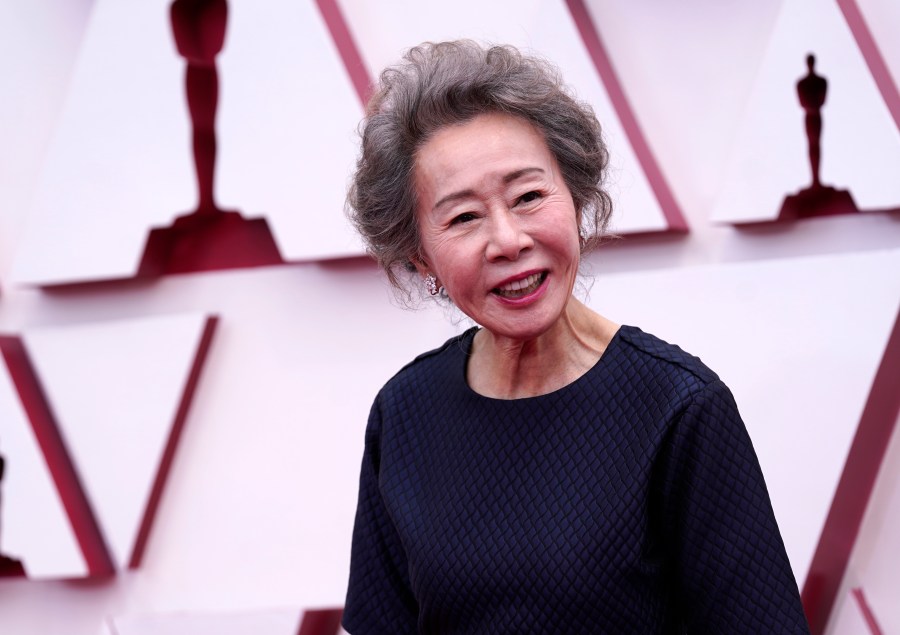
[410,254,443,296]
[409,253,430,278]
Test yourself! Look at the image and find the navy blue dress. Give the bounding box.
[343,326,810,634]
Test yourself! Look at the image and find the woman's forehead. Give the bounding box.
[414,113,557,202]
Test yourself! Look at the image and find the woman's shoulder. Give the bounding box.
[377,326,476,399]
[400,326,477,371]
[608,326,742,432]
[614,325,721,389]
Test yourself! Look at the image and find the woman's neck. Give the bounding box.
[467,297,619,399]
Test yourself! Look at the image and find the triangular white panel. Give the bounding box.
[586,248,900,582]
[338,0,669,234]
[712,0,900,223]
[854,0,900,106]
[111,608,304,635]
[0,353,87,578]
[216,0,366,260]
[12,0,194,286]
[21,312,213,569]
[0,1,92,280]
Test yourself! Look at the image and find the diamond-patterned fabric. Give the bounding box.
[343,326,810,634]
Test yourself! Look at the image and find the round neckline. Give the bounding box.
[457,325,627,402]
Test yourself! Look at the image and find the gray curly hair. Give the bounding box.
[347,40,613,293]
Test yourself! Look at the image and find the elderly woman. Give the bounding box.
[343,41,810,634]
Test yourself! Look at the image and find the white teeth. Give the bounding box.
[495,273,543,297]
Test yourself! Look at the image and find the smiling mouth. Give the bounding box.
[492,272,547,298]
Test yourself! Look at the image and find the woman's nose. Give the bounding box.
[485,209,533,261]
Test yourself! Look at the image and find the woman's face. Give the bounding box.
[414,112,581,342]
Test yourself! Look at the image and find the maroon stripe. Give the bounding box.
[129,316,219,568]
[0,336,115,576]
[801,309,900,633]
[837,0,900,131]
[852,587,885,635]
[564,0,688,233]
[315,0,373,105]
[296,607,344,635]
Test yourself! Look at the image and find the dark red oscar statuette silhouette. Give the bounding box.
[138,0,283,276]
[778,54,859,219]
[0,454,26,577]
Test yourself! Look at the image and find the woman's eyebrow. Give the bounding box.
[503,167,545,184]
[433,189,476,212]
[432,167,546,211]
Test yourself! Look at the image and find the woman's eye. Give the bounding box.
[516,191,542,205]
[452,212,477,224]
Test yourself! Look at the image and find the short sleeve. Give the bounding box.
[656,379,811,634]
[343,398,419,635]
